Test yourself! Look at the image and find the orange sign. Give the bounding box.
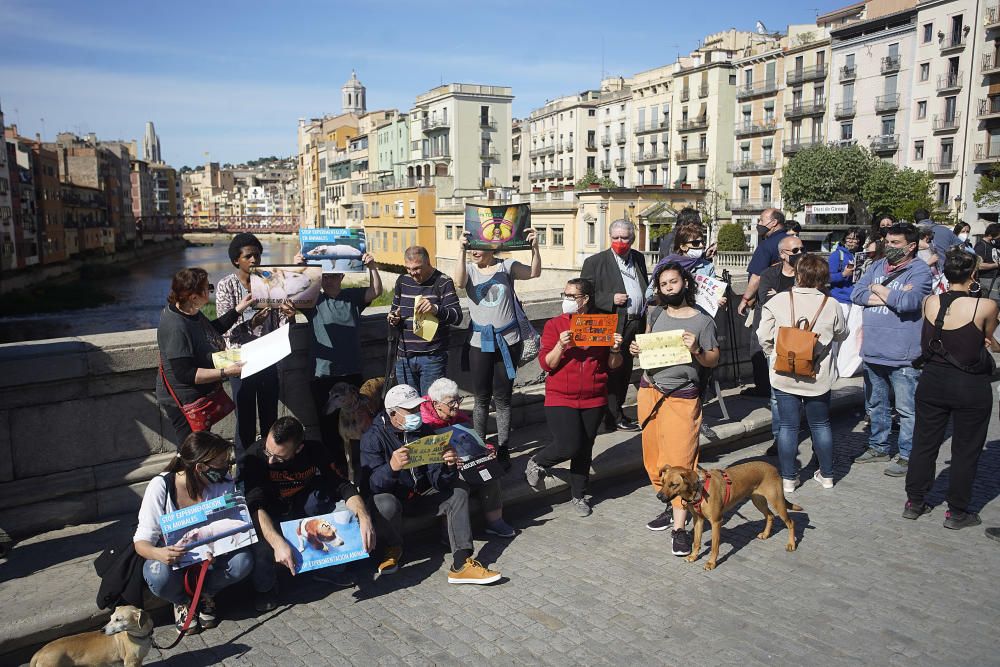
[570,314,619,346]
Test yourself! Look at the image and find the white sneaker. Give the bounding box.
[782,479,796,494]
[813,470,834,489]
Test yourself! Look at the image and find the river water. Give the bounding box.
[0,241,306,344]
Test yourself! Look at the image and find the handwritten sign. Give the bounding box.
[413,296,440,342]
[570,313,618,346]
[694,274,727,317]
[402,431,454,469]
[211,348,242,369]
[635,329,692,369]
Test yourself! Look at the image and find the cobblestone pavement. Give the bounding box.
[141,412,1000,667]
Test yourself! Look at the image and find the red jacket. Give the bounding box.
[539,314,610,409]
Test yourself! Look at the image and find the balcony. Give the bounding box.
[480,116,497,130]
[680,88,690,102]
[875,94,901,113]
[586,140,597,150]
[480,147,500,160]
[698,83,709,98]
[601,135,612,147]
[727,159,776,174]
[932,114,960,133]
[563,168,575,178]
[635,119,669,135]
[529,146,556,158]
[835,101,856,118]
[940,31,967,53]
[421,117,450,132]
[563,140,575,152]
[987,4,1000,30]
[881,55,901,74]
[727,198,774,213]
[736,79,779,100]
[614,159,626,170]
[974,143,1000,163]
[785,99,826,118]
[839,65,857,82]
[615,133,627,145]
[927,159,960,174]
[528,169,560,180]
[676,117,709,132]
[783,136,825,154]
[734,119,778,136]
[600,160,612,172]
[870,134,899,154]
[674,149,709,162]
[978,96,1000,119]
[983,52,1000,75]
[786,63,828,86]
[937,72,963,93]
[634,150,667,164]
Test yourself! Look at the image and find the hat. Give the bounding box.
[384,384,425,411]
[229,233,263,265]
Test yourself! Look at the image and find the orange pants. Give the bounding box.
[637,386,701,509]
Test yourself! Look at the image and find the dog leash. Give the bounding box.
[151,558,211,651]
[690,470,733,514]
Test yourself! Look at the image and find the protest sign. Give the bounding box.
[279,510,369,573]
[464,203,532,251]
[250,266,322,308]
[239,323,292,378]
[436,423,503,485]
[211,348,241,370]
[635,329,692,369]
[694,274,727,317]
[570,313,618,346]
[401,431,453,469]
[159,492,256,570]
[413,296,440,342]
[299,228,367,273]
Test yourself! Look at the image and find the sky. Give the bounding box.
[1,0,851,169]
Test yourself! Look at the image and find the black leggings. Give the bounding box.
[468,341,523,449]
[535,405,604,499]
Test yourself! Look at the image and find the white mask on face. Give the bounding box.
[958,233,969,242]
[562,298,580,315]
[685,247,704,259]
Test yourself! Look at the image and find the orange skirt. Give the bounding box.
[637,386,701,508]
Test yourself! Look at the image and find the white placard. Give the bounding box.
[239,323,292,378]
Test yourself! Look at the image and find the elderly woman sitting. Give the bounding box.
[420,378,515,538]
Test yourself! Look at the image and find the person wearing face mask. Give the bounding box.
[974,222,1000,305]
[851,223,933,477]
[525,279,624,517]
[833,229,866,379]
[914,208,958,272]
[360,384,501,584]
[645,225,721,304]
[581,220,649,432]
[134,432,254,634]
[953,222,974,254]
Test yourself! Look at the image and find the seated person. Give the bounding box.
[134,432,253,634]
[361,384,502,584]
[240,416,375,611]
[419,377,515,538]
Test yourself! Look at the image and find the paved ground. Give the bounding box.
[53,409,999,667]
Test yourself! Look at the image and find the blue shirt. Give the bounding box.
[309,287,367,377]
[747,231,788,278]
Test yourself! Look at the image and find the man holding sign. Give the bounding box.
[360,384,502,585]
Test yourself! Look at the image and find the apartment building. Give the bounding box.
[362,184,437,265]
[130,159,156,226]
[150,163,181,225]
[631,65,673,190]
[0,105,13,270]
[299,113,359,228]
[373,113,410,187]
[964,0,1000,223]
[511,119,524,191]
[596,78,634,188]
[523,89,601,192]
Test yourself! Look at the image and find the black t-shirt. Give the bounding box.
[155,305,226,404]
[975,239,998,280]
[239,438,358,519]
[758,264,796,305]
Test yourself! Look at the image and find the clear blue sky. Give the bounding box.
[1,0,850,168]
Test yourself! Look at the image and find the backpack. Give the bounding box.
[773,291,829,378]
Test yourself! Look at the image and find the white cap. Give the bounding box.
[384,384,425,411]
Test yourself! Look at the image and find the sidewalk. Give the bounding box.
[0,379,862,659]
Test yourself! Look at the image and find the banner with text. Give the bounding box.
[635,329,692,369]
[280,510,369,573]
[159,492,257,570]
[570,313,618,346]
[300,227,366,273]
[250,266,323,308]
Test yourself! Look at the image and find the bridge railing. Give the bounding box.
[183,215,300,234]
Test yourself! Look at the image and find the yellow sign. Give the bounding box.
[635,330,692,369]
[401,431,454,469]
[211,349,242,369]
[412,296,440,342]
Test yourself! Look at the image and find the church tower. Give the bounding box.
[341,70,366,115]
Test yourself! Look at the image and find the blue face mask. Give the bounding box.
[401,413,423,432]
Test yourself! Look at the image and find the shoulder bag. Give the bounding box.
[159,360,234,432]
[773,291,829,379]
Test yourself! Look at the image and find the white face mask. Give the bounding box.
[958,232,969,242]
[562,298,580,315]
[685,247,704,259]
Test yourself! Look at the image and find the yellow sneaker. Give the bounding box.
[377,546,402,576]
[447,558,501,585]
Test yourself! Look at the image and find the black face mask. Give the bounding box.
[756,224,770,238]
[787,252,804,267]
[201,465,229,484]
[661,292,686,307]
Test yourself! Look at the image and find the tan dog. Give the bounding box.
[657,461,802,571]
[296,518,344,552]
[31,605,153,667]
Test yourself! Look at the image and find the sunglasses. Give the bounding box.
[560,292,585,300]
[687,240,705,248]
[784,247,803,254]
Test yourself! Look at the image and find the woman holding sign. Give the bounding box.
[524,278,623,517]
[631,262,719,557]
[455,227,541,470]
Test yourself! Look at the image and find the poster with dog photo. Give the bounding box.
[279,510,369,573]
[299,228,367,273]
[159,493,257,570]
[250,266,323,308]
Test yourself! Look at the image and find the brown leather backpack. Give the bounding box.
[774,291,829,378]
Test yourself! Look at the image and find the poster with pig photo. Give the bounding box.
[279,509,369,573]
[250,266,323,308]
[159,493,257,570]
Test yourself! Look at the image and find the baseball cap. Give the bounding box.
[384,384,425,411]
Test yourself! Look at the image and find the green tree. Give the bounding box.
[716,223,748,251]
[860,163,934,222]
[574,169,617,190]
[974,164,1000,209]
[780,144,879,213]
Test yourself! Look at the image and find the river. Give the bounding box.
[0,241,308,344]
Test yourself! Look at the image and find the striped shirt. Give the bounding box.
[391,270,463,355]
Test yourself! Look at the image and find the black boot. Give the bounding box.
[495,445,511,472]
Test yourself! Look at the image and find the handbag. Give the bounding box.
[159,361,235,432]
[773,292,829,379]
[512,296,540,367]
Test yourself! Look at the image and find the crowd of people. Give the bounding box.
[142,211,1000,634]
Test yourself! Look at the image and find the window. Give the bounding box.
[920,63,929,81]
[445,226,453,240]
[761,182,772,201]
[588,109,596,116]
[917,101,927,119]
[552,227,564,247]
[536,227,547,246]
[938,182,950,204]
[881,116,896,136]
[586,219,596,245]
[409,200,416,216]
[587,156,596,170]
[923,23,933,43]
[841,122,853,141]
[914,140,924,160]
[394,200,404,217]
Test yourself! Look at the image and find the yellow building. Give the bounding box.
[362,184,437,267]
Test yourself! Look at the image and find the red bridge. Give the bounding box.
[183,216,300,234]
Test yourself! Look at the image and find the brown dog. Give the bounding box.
[296,518,344,552]
[657,461,802,570]
[30,605,153,666]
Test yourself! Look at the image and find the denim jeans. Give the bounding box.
[773,389,834,480]
[864,362,919,460]
[143,550,253,606]
[394,351,448,395]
